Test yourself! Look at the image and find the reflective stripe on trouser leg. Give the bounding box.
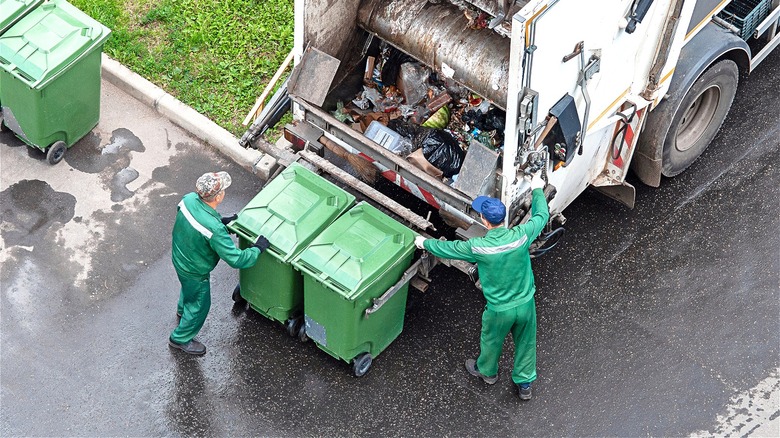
[170,272,211,344]
[476,307,514,377]
[511,298,537,385]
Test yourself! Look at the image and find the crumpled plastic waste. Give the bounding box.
[352,94,371,110]
[362,86,384,110]
[398,105,417,118]
[332,101,352,123]
[397,62,430,106]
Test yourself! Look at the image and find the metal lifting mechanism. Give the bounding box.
[625,0,656,34]
[562,41,600,155]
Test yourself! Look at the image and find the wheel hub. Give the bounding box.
[676,85,721,152]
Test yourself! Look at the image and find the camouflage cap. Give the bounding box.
[195,171,232,199]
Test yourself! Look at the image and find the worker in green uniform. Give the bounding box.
[169,171,270,356]
[415,172,548,400]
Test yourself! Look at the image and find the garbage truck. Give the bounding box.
[245,0,779,271]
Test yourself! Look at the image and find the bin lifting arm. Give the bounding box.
[365,258,424,317]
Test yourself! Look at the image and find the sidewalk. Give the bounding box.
[100,54,278,180]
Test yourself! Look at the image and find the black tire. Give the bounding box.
[231,284,246,305]
[286,316,302,338]
[661,59,738,177]
[46,141,67,165]
[352,353,372,377]
[297,323,308,343]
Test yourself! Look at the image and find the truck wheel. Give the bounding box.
[352,353,372,377]
[46,141,67,165]
[661,59,738,177]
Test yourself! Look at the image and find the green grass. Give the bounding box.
[69,0,294,137]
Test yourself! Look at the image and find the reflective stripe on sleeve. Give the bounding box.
[472,235,528,255]
[178,200,213,240]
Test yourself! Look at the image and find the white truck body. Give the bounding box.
[272,0,778,233]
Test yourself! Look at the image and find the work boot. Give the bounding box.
[517,383,532,401]
[168,338,206,356]
[465,359,498,384]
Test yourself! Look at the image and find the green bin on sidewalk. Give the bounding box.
[0,0,43,36]
[228,163,355,338]
[0,0,110,165]
[0,0,43,108]
[292,201,416,377]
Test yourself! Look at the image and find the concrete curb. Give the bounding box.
[100,54,277,179]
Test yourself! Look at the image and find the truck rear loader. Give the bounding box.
[245,0,779,273]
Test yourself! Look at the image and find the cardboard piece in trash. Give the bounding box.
[288,47,340,106]
[364,56,376,83]
[408,148,443,179]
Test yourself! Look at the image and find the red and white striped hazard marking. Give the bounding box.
[357,152,442,209]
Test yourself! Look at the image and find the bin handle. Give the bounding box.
[230,223,258,244]
[364,258,422,318]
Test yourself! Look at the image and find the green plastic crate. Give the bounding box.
[717,0,771,40]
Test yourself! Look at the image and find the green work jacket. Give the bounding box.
[424,188,550,311]
[171,192,260,278]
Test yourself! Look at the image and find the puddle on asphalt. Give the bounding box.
[0,179,76,248]
[65,128,145,174]
[111,167,140,202]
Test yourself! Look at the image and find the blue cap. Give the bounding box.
[472,196,506,225]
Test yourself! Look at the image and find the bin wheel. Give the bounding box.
[231,284,246,305]
[297,323,308,343]
[0,117,8,132]
[286,317,302,338]
[46,141,67,165]
[352,353,372,377]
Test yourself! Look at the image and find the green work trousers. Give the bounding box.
[170,272,211,344]
[476,298,537,385]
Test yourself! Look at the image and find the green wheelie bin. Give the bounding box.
[227,163,355,339]
[0,0,110,164]
[0,0,43,38]
[0,0,43,109]
[292,201,417,377]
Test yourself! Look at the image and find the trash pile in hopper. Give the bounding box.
[332,42,506,183]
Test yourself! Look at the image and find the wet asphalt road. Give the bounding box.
[1,49,779,436]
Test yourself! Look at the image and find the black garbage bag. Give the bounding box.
[481,108,506,132]
[462,108,506,132]
[418,129,465,178]
[388,119,420,140]
[461,108,506,146]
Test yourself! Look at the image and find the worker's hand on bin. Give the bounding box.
[253,235,271,253]
[414,235,426,250]
[221,213,238,225]
[530,171,545,190]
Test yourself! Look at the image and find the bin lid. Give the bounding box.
[228,162,356,262]
[292,202,416,299]
[0,0,43,34]
[0,0,110,88]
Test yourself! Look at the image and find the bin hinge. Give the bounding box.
[365,258,422,318]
